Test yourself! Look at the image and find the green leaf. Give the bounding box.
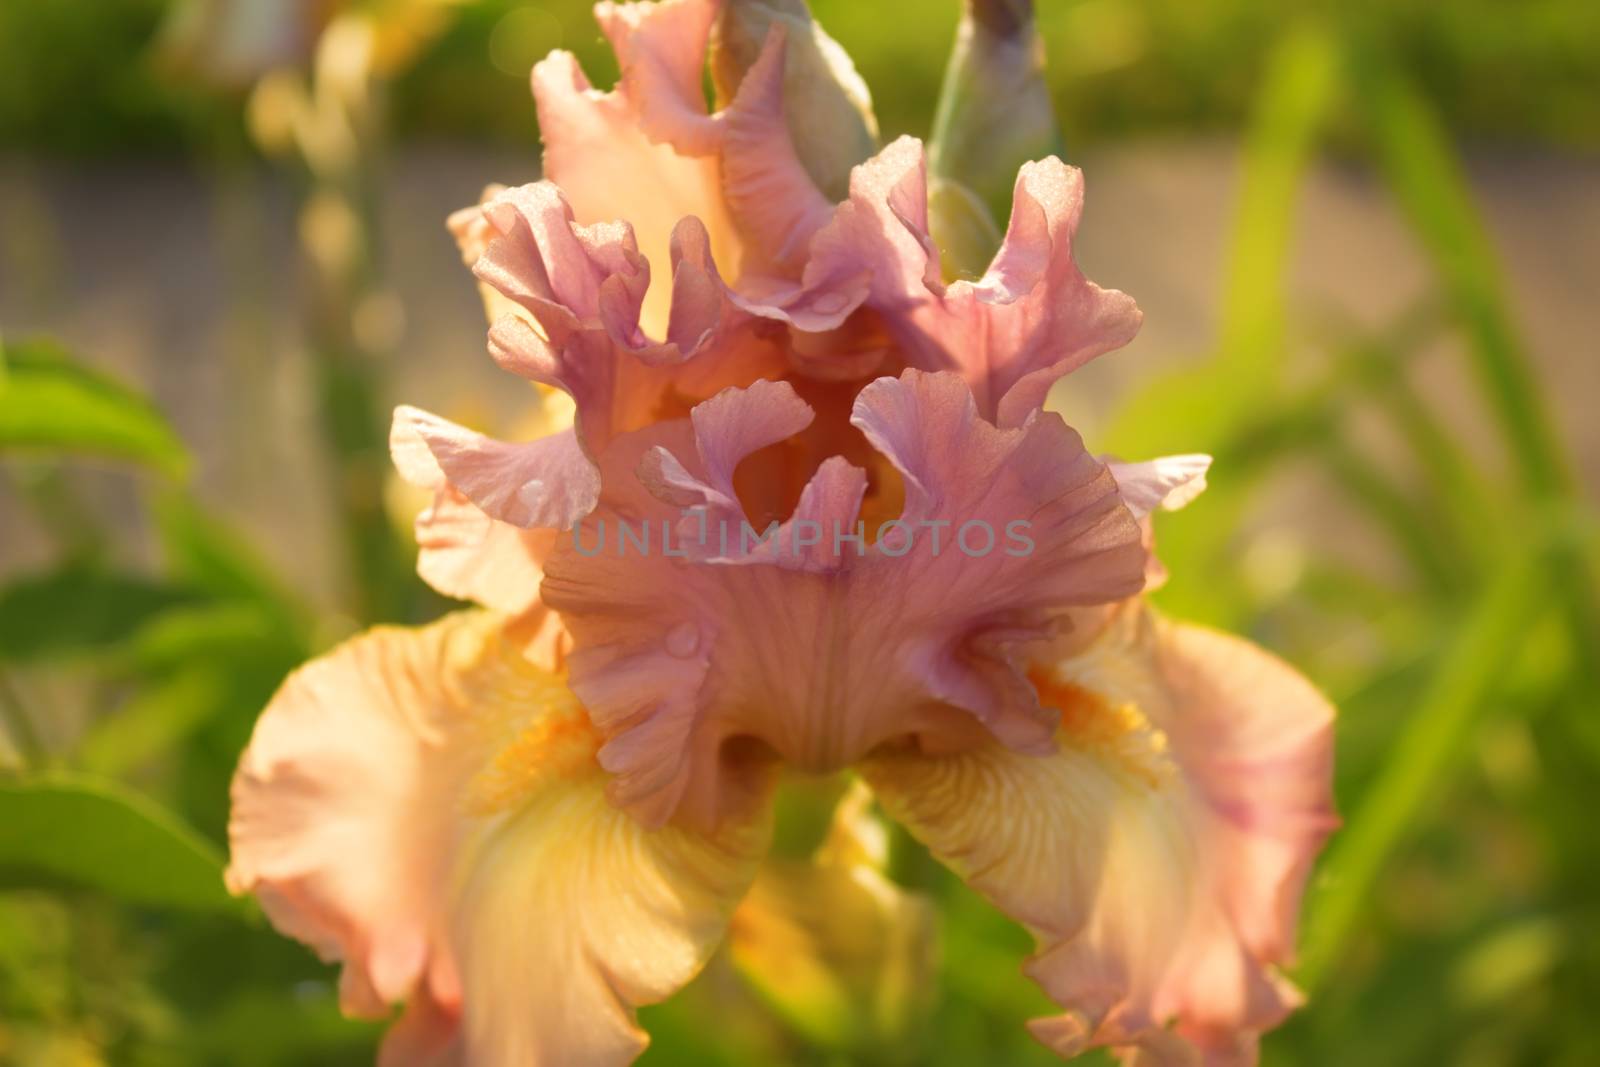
[1098,23,1340,627]
[79,670,232,777]
[1297,555,1547,991]
[1106,22,1341,460]
[0,564,203,661]
[152,492,300,609]
[1345,35,1600,668]
[0,775,239,913]
[0,338,189,478]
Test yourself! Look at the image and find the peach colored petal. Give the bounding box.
[227,613,512,1019]
[860,602,1335,1065]
[228,611,772,1064]
[542,369,1145,829]
[412,486,552,616]
[595,0,722,155]
[532,46,739,337]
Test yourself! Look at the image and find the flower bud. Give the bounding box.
[929,0,1062,231]
[712,0,880,201]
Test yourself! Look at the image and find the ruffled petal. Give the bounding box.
[541,369,1145,828]
[227,612,516,1019]
[392,405,598,530]
[410,487,553,617]
[228,611,772,1065]
[595,0,722,155]
[532,47,739,337]
[473,183,787,458]
[1109,455,1212,520]
[859,602,1335,1065]
[798,138,1142,423]
[719,26,836,276]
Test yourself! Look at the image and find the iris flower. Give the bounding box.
[227,1,1337,1063]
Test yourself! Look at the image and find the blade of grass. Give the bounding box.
[1102,22,1340,625]
[1347,38,1569,501]
[1297,552,1547,991]
[1346,32,1600,666]
[1107,20,1341,460]
[1315,434,1464,596]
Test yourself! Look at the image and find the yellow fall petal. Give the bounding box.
[860,602,1334,1065]
[228,610,771,1066]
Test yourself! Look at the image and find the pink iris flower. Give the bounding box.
[226,2,1337,1063]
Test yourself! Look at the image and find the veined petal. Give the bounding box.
[227,611,772,1065]
[859,602,1335,1064]
[542,369,1145,829]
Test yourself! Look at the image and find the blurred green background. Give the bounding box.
[1,0,1598,1064]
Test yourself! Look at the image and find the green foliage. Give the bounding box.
[0,776,236,913]
[0,339,189,479]
[0,564,203,662]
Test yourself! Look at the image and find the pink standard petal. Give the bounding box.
[719,26,836,275]
[799,138,1142,424]
[472,183,788,462]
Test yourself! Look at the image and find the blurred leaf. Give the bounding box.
[1347,32,1600,667]
[0,564,203,662]
[1346,39,1567,502]
[183,988,378,1067]
[83,601,306,777]
[0,775,238,913]
[1102,22,1340,627]
[0,338,188,478]
[1299,555,1546,990]
[730,782,937,1053]
[110,602,304,679]
[1107,22,1341,459]
[79,670,231,778]
[152,492,306,620]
